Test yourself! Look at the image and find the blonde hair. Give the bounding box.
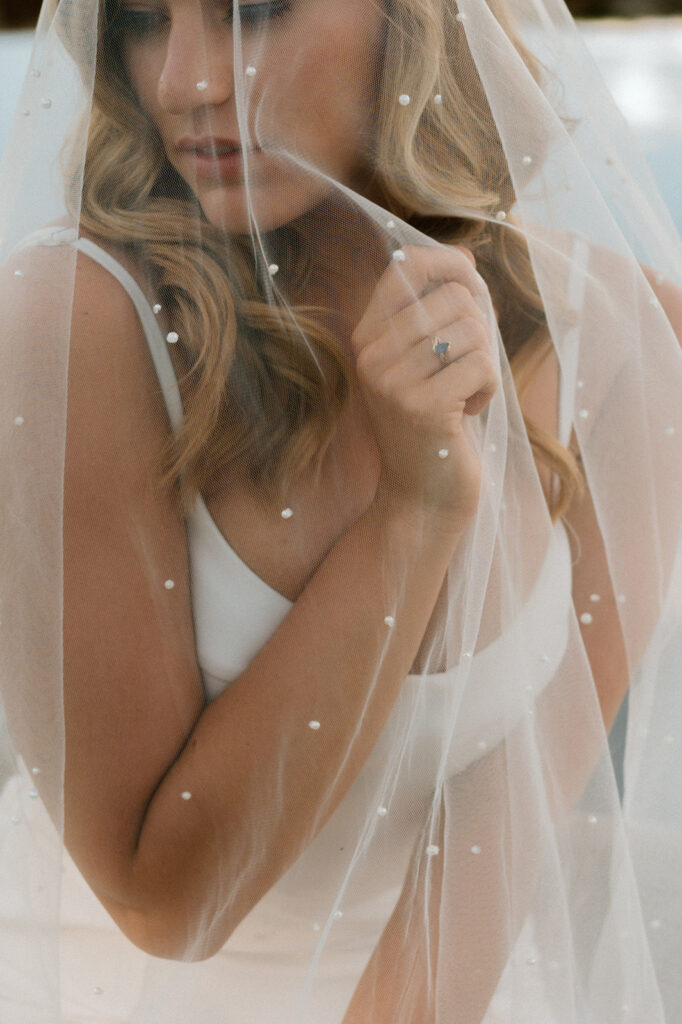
[78,0,582,520]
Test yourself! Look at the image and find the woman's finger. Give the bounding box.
[449,244,477,270]
[353,244,486,351]
[420,347,498,415]
[367,330,497,420]
[391,319,491,383]
[354,288,490,381]
[394,277,487,344]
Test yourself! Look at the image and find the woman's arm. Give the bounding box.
[342,268,682,1022]
[340,343,563,1024]
[45,241,497,961]
[341,479,626,1024]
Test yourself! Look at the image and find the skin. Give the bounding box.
[35,0,499,971]
[121,0,386,234]
[7,0,680,1017]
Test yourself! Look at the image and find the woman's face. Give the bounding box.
[120,0,386,234]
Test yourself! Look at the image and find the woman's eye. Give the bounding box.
[118,2,291,39]
[119,10,168,39]
[233,1,292,28]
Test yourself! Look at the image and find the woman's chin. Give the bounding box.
[195,176,336,237]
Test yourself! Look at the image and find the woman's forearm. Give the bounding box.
[343,643,626,1024]
[112,483,464,958]
[342,799,444,1024]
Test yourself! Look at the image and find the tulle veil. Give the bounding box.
[1,1,682,1021]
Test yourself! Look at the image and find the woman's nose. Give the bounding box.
[158,20,234,115]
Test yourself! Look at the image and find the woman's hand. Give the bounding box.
[351,245,498,531]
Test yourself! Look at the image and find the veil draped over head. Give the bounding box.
[1,1,682,1022]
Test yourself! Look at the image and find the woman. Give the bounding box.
[1,0,681,1021]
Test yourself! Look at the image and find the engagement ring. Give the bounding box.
[431,336,451,366]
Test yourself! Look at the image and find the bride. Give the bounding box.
[1,1,681,1021]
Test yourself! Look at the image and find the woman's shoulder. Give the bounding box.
[2,224,145,344]
[2,224,174,491]
[517,329,559,431]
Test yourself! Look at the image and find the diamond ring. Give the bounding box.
[431,336,451,366]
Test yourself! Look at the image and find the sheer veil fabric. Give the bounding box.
[1,0,682,1021]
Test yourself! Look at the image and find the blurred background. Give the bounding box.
[3,0,680,27]
[0,0,680,792]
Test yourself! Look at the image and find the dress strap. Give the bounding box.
[15,228,185,433]
[73,237,185,434]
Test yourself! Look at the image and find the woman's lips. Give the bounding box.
[177,138,263,181]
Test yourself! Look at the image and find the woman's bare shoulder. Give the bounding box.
[1,230,183,571]
[516,330,558,431]
[2,235,163,455]
[7,232,174,451]
[516,329,559,503]
[2,231,143,349]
